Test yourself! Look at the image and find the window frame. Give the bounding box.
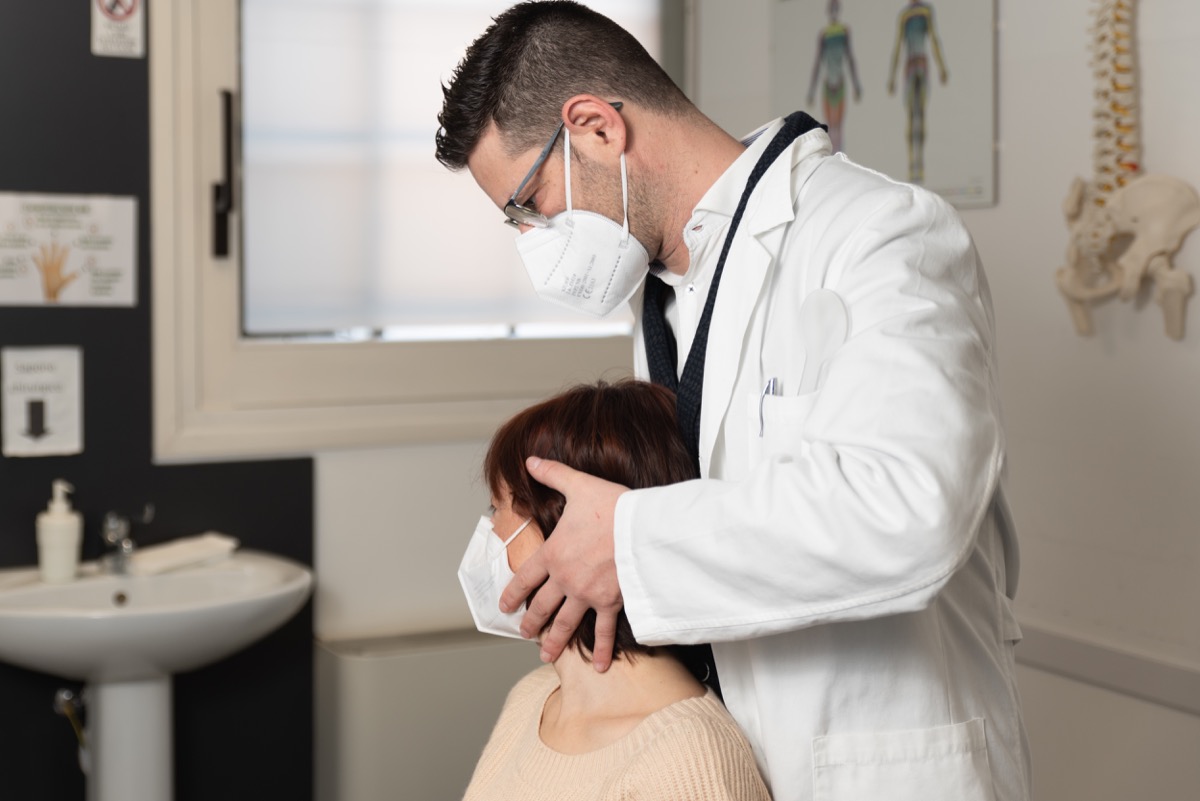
[151,0,685,461]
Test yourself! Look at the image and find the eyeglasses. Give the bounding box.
[502,101,623,229]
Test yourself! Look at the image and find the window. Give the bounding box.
[241,0,661,337]
[151,0,685,460]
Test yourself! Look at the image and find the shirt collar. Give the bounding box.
[692,117,784,217]
[651,118,788,287]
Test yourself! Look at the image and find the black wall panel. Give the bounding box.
[0,4,314,799]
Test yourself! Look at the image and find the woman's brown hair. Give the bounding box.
[483,379,698,663]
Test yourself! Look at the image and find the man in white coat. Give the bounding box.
[437,3,1032,800]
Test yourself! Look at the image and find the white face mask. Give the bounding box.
[457,514,533,639]
[515,129,651,317]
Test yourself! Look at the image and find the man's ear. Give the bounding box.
[561,95,627,162]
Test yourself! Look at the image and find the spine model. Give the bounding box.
[1089,0,1140,205]
[1057,0,1200,340]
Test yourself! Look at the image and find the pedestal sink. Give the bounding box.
[0,550,312,801]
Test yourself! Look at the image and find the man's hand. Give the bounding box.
[500,456,628,671]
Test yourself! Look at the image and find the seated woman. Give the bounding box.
[459,379,771,801]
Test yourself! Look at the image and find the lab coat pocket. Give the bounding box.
[746,390,819,465]
[812,718,996,801]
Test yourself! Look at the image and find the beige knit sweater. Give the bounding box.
[462,665,771,801]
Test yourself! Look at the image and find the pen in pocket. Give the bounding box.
[759,377,780,437]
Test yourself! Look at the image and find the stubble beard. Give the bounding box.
[574,150,663,261]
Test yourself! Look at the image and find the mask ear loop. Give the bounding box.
[564,127,631,246]
[563,129,574,217]
[619,151,631,245]
[500,517,533,549]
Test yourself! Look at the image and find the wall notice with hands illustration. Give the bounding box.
[0,192,136,307]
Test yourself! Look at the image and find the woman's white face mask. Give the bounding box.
[514,129,651,317]
[457,514,533,640]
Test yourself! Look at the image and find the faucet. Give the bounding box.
[101,512,136,574]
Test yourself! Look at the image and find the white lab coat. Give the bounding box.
[615,119,1032,801]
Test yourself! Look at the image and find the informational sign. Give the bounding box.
[0,192,137,307]
[92,0,145,59]
[2,347,83,458]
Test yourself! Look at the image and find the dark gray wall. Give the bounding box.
[0,4,314,800]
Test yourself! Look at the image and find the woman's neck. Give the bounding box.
[539,647,705,754]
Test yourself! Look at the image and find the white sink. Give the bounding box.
[0,549,311,682]
[0,549,312,801]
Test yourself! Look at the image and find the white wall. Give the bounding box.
[315,0,1200,796]
[1015,663,1200,800]
[315,440,489,640]
[962,1,1200,675]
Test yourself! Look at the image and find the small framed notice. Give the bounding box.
[92,0,145,59]
[2,347,84,458]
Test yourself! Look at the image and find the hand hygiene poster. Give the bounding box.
[0,192,137,306]
[771,0,996,208]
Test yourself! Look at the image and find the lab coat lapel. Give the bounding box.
[697,143,801,473]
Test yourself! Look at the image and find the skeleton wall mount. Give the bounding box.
[1056,0,1200,341]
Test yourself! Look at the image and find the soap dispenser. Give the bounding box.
[37,479,82,583]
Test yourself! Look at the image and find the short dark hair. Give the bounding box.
[436,0,691,170]
[483,379,697,663]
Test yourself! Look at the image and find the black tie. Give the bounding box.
[641,112,825,699]
[643,111,826,468]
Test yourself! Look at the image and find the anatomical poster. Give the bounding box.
[771,0,996,208]
[0,192,137,306]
